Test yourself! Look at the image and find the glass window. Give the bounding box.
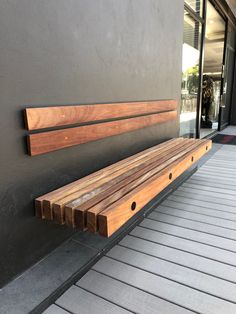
[185,0,203,16]
[180,10,202,137]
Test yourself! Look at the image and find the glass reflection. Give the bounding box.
[180,11,201,137]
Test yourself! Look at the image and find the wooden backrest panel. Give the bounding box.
[28,111,177,156]
[25,100,178,156]
[25,100,177,131]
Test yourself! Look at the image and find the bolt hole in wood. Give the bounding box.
[191,156,194,162]
[206,146,208,151]
[169,173,172,180]
[131,202,137,211]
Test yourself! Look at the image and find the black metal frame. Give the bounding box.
[196,0,207,138]
[218,16,228,131]
[183,1,205,138]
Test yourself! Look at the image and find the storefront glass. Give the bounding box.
[201,0,225,137]
[185,0,203,16]
[180,10,202,137]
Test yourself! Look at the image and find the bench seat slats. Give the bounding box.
[62,139,192,227]
[52,139,186,224]
[35,138,180,219]
[25,100,177,131]
[35,138,211,237]
[84,140,205,233]
[28,111,177,156]
[98,139,211,237]
[70,139,197,231]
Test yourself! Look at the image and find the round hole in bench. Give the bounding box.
[131,202,136,211]
[169,173,172,180]
[206,146,208,151]
[191,156,194,162]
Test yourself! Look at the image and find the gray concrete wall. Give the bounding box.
[0,0,184,287]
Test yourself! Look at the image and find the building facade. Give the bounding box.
[0,0,235,287]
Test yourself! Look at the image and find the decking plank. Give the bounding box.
[76,270,192,314]
[191,173,236,184]
[197,169,236,179]
[56,285,131,314]
[92,257,236,314]
[162,200,236,220]
[150,210,236,240]
[106,245,236,302]
[173,190,236,208]
[131,226,236,266]
[42,305,70,314]
[120,235,236,283]
[201,165,236,172]
[185,178,236,191]
[177,186,236,201]
[140,218,236,252]
[48,144,236,314]
[183,181,236,196]
[153,203,236,234]
[168,195,236,213]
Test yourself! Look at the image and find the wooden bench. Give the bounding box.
[24,100,211,237]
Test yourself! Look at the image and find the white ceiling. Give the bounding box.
[204,1,225,74]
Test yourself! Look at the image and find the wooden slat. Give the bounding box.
[53,139,185,224]
[42,138,183,221]
[84,140,201,233]
[25,100,177,130]
[98,140,212,237]
[65,139,195,229]
[28,111,177,156]
[35,138,179,218]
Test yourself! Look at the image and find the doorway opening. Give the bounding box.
[200,1,226,138]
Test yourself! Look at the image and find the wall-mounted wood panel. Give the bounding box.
[25,100,177,130]
[28,111,177,156]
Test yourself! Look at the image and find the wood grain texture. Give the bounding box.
[98,140,212,237]
[65,139,191,229]
[25,100,177,130]
[36,138,179,219]
[28,111,177,156]
[83,140,198,233]
[53,139,185,224]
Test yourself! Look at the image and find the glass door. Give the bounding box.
[180,3,203,138]
[219,23,236,129]
[200,0,226,138]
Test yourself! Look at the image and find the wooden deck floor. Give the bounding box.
[44,144,236,314]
